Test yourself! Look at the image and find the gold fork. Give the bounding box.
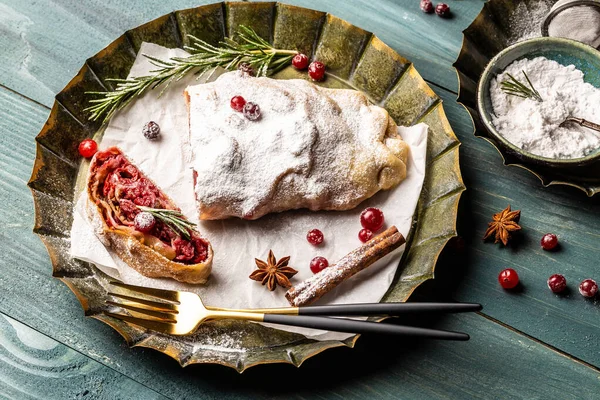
[104,282,477,340]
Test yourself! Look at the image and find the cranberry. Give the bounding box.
[310,256,329,274]
[308,61,326,81]
[420,0,434,13]
[579,279,598,298]
[118,199,139,220]
[172,237,209,263]
[142,121,161,140]
[306,229,324,246]
[230,95,246,112]
[78,139,98,158]
[292,53,309,70]
[191,239,209,263]
[541,233,558,251]
[360,207,384,232]
[243,102,261,121]
[498,268,519,289]
[547,274,567,293]
[134,211,156,233]
[435,3,451,17]
[358,228,374,243]
[238,62,255,76]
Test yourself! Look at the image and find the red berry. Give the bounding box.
[579,279,598,298]
[310,256,329,274]
[360,207,384,231]
[238,62,255,77]
[358,228,374,243]
[230,95,246,112]
[498,268,519,289]
[541,233,558,251]
[306,229,324,246]
[435,3,451,17]
[547,274,567,293]
[78,139,98,158]
[142,121,161,140]
[134,211,156,233]
[292,53,309,70]
[308,61,326,81]
[243,102,261,121]
[420,0,434,13]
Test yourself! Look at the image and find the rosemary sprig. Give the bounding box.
[137,206,196,241]
[500,70,543,102]
[85,25,298,123]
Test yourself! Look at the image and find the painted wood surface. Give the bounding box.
[0,312,167,399]
[0,0,483,110]
[1,0,600,398]
[1,70,600,397]
[434,88,600,367]
[2,298,600,400]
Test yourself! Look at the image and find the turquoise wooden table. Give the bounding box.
[2,0,600,398]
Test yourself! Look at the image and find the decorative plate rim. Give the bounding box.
[28,1,464,372]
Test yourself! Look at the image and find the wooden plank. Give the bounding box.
[2,77,600,397]
[2,311,600,400]
[0,312,168,399]
[241,312,600,400]
[432,88,600,367]
[0,0,482,108]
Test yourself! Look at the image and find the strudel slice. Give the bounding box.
[87,147,213,283]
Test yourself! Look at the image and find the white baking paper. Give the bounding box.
[71,42,428,341]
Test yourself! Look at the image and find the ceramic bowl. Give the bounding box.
[477,37,600,168]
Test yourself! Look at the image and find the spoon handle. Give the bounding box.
[580,118,600,133]
[566,117,600,133]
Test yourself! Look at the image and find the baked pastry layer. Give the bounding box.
[87,147,212,283]
[185,71,409,220]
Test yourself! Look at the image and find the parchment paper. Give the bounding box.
[71,42,428,341]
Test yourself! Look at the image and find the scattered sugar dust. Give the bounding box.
[506,0,556,44]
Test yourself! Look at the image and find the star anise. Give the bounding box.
[483,205,522,246]
[249,250,298,291]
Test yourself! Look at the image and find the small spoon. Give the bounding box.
[559,117,600,134]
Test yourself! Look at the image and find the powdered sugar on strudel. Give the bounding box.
[185,71,409,220]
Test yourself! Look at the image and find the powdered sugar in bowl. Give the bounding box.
[477,37,600,174]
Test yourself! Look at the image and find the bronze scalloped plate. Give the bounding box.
[28,2,464,372]
[453,0,600,196]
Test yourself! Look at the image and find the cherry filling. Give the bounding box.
[91,149,208,264]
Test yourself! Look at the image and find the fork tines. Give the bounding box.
[109,281,181,302]
[104,311,177,333]
[105,281,181,332]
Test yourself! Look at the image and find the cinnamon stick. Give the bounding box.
[285,226,405,307]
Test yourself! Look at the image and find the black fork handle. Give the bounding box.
[297,302,482,316]
[263,314,469,341]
